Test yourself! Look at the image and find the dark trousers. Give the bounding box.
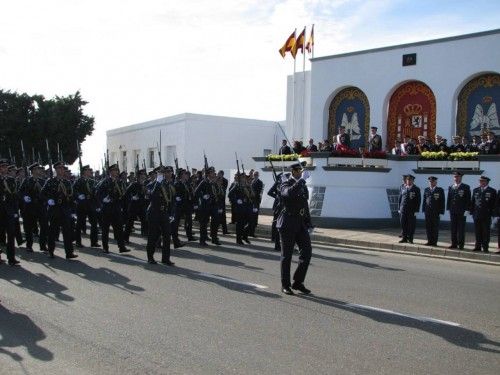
[220,206,228,233]
[234,211,249,242]
[248,206,259,236]
[1,210,17,261]
[75,204,99,245]
[47,206,74,255]
[146,213,171,262]
[22,204,48,250]
[101,206,125,251]
[279,227,312,288]
[473,216,491,251]
[124,206,146,241]
[15,219,23,245]
[183,209,194,238]
[400,212,416,241]
[424,213,440,245]
[198,210,219,243]
[450,213,466,247]
[271,215,281,250]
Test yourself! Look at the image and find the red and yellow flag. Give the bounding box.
[292,27,306,57]
[279,30,296,58]
[306,25,314,54]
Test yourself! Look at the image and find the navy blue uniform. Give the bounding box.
[277,177,312,289]
[194,179,220,245]
[248,178,263,237]
[19,176,48,251]
[421,186,445,245]
[398,184,421,243]
[446,183,471,248]
[123,181,147,241]
[470,186,497,252]
[228,183,252,244]
[73,177,99,246]
[267,178,283,251]
[0,175,20,263]
[172,180,195,242]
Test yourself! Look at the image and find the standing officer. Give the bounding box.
[470,176,497,252]
[73,165,100,248]
[277,162,312,295]
[422,176,445,246]
[0,159,21,265]
[228,173,252,245]
[18,163,48,252]
[249,171,263,237]
[95,164,130,254]
[194,167,220,246]
[123,168,148,243]
[41,161,78,259]
[368,126,383,152]
[398,174,421,244]
[446,171,471,249]
[145,166,175,265]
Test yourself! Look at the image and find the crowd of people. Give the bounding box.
[0,159,265,266]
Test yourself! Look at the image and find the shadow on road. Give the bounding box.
[298,294,500,353]
[174,248,264,271]
[0,267,74,303]
[311,253,405,271]
[0,304,54,362]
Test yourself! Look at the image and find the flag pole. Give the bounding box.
[302,25,306,142]
[291,29,297,146]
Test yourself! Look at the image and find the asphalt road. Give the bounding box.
[1,231,499,375]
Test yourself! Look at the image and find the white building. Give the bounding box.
[106,113,284,174]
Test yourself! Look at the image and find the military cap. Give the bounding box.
[81,164,91,171]
[370,126,378,130]
[402,174,408,178]
[138,168,147,175]
[205,166,215,173]
[417,135,426,140]
[0,159,9,166]
[165,166,174,172]
[406,174,415,180]
[428,176,438,181]
[452,171,463,176]
[148,170,156,177]
[108,163,119,171]
[53,161,65,168]
[7,165,16,172]
[479,175,490,182]
[16,168,24,174]
[452,135,461,140]
[28,162,40,171]
[290,161,307,171]
[119,171,127,177]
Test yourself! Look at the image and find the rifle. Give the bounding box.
[45,139,53,178]
[268,158,278,182]
[203,150,208,171]
[32,147,35,165]
[157,130,163,167]
[185,160,189,173]
[142,158,146,170]
[174,152,179,173]
[57,142,62,162]
[8,147,13,164]
[235,152,241,185]
[76,141,83,175]
[20,140,28,176]
[135,154,139,178]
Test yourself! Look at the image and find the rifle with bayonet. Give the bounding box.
[268,158,278,182]
[20,140,28,176]
[45,139,53,178]
[203,150,209,171]
[174,152,179,173]
[157,130,163,167]
[76,141,83,175]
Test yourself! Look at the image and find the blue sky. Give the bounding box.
[0,0,498,169]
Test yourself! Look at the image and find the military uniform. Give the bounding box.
[446,174,471,249]
[398,176,421,243]
[73,167,99,247]
[421,177,445,246]
[228,176,252,244]
[470,177,497,252]
[277,163,312,294]
[368,127,382,152]
[95,165,129,253]
[194,169,220,246]
[267,174,284,251]
[248,176,263,237]
[41,162,77,259]
[123,170,147,242]
[18,163,48,252]
[0,161,21,265]
[145,168,175,264]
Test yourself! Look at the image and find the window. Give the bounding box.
[122,151,127,172]
[166,145,176,166]
[149,149,155,168]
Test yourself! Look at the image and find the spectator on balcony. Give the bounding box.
[335,126,351,151]
[466,135,481,152]
[368,127,383,152]
[401,136,416,155]
[306,139,318,152]
[292,140,305,154]
[449,136,466,153]
[278,139,292,155]
[391,140,403,156]
[432,135,448,153]
[416,135,432,154]
[482,132,499,154]
[320,140,333,152]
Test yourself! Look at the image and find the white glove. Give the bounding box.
[237,199,243,204]
[71,214,77,220]
[48,199,55,206]
[308,227,314,234]
[252,208,258,213]
[78,194,86,200]
[23,196,32,203]
[132,195,139,201]
[13,213,19,219]
[156,175,164,182]
[103,196,111,203]
[175,196,182,202]
[96,208,101,213]
[169,216,174,223]
[281,174,288,182]
[301,171,310,180]
[218,209,223,214]
[193,205,198,210]
[203,194,210,200]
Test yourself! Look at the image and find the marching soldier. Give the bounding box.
[446,171,471,249]
[398,174,421,244]
[421,176,445,246]
[217,170,229,234]
[248,171,263,237]
[73,165,100,248]
[470,176,497,252]
[267,172,284,251]
[19,163,48,252]
[277,162,313,295]
[194,167,220,246]
[145,166,175,265]
[123,168,148,243]
[95,164,130,254]
[41,161,78,259]
[214,174,227,237]
[228,173,251,245]
[0,160,21,265]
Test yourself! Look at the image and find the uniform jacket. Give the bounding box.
[368,134,382,152]
[398,184,421,214]
[251,178,264,206]
[95,177,126,212]
[41,177,75,209]
[446,183,471,215]
[470,186,497,220]
[146,180,175,218]
[194,179,219,211]
[276,177,311,231]
[0,175,20,216]
[19,176,45,206]
[421,186,445,215]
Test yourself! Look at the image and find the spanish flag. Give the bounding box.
[306,25,314,54]
[292,27,306,57]
[279,30,296,58]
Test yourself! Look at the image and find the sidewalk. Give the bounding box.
[251,214,500,266]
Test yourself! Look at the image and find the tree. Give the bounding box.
[0,89,95,166]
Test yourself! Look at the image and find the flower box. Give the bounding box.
[417,160,446,169]
[363,158,388,168]
[329,157,363,167]
[447,160,479,170]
